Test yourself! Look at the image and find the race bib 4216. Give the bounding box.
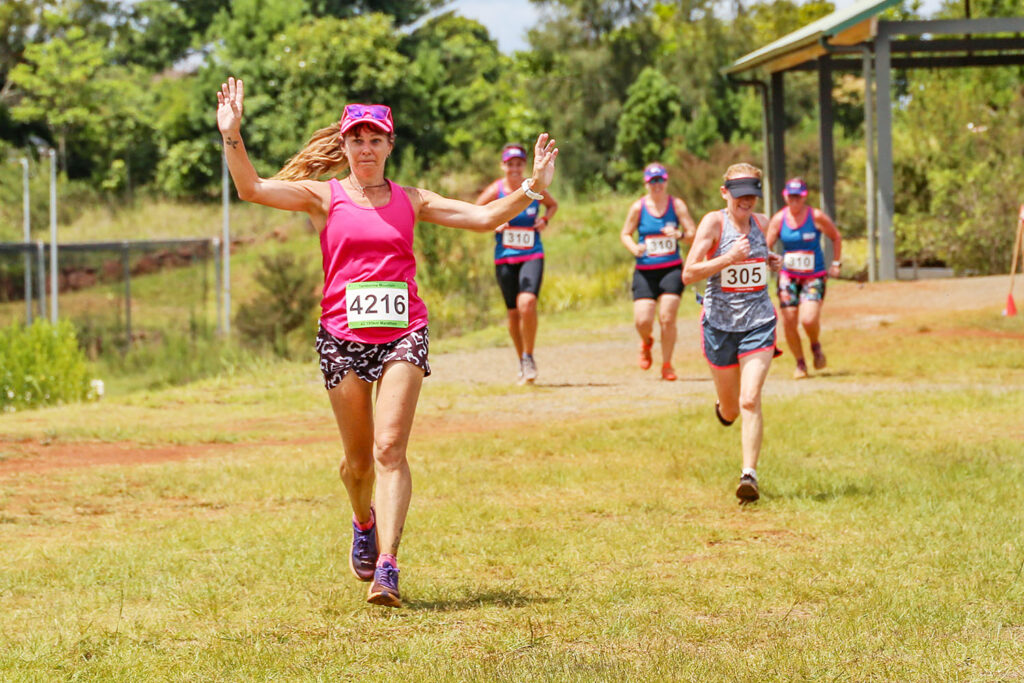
[346,281,409,329]
[721,258,767,293]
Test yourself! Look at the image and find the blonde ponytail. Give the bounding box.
[272,123,349,181]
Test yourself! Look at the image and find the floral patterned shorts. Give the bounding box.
[315,325,431,389]
[777,272,826,308]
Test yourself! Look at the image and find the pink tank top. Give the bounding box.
[319,178,428,343]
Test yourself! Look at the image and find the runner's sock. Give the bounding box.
[742,467,757,478]
[377,553,398,569]
[354,509,375,531]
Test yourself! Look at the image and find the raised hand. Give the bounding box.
[529,133,559,193]
[216,77,245,135]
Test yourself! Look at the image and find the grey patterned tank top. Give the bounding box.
[703,210,776,332]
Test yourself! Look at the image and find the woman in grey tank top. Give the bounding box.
[683,163,782,503]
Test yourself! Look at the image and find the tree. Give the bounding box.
[307,0,449,25]
[8,25,110,170]
[615,66,681,176]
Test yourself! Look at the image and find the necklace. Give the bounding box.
[348,175,389,197]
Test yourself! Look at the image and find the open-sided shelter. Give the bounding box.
[724,0,1024,280]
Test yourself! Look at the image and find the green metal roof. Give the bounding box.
[724,0,902,74]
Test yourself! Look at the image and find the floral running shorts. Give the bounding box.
[315,325,431,389]
[777,272,826,308]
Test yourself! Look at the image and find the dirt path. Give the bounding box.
[0,275,1013,475]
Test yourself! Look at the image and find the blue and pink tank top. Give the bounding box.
[703,210,776,333]
[492,179,544,264]
[319,178,428,344]
[635,196,682,270]
[778,207,826,278]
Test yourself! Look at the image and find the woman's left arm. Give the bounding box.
[672,198,697,243]
[813,209,842,276]
[535,191,558,230]
[410,134,558,232]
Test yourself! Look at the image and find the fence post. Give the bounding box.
[122,245,132,347]
[22,158,32,324]
[213,237,222,335]
[48,149,58,323]
[221,151,231,336]
[36,241,46,320]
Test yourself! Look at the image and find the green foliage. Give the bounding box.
[0,319,93,411]
[234,251,320,357]
[156,138,221,198]
[613,67,681,181]
[891,71,1024,273]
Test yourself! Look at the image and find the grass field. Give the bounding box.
[2,280,1023,680]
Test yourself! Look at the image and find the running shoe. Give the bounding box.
[521,353,537,383]
[715,401,735,427]
[638,337,654,370]
[736,473,760,502]
[349,514,378,582]
[516,358,525,385]
[661,363,677,381]
[811,342,827,370]
[367,562,402,607]
[793,359,809,380]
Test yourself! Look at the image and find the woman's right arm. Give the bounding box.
[619,201,645,257]
[217,78,328,219]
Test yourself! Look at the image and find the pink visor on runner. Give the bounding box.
[784,177,808,196]
[340,104,394,134]
[643,163,668,182]
[502,145,527,162]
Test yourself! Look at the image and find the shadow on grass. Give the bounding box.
[407,587,554,612]
[531,382,620,389]
[773,481,877,502]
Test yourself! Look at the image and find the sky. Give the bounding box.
[448,0,948,54]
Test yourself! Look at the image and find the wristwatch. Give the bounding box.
[521,178,543,200]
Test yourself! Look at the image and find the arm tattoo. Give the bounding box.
[224,137,239,149]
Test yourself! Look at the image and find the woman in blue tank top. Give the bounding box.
[619,162,696,381]
[765,177,843,379]
[683,163,782,503]
[475,143,558,384]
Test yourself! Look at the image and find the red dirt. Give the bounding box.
[0,274,1015,477]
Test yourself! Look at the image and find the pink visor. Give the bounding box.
[339,104,394,134]
[502,146,527,162]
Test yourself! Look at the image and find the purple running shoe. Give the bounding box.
[367,562,402,607]
[349,515,378,582]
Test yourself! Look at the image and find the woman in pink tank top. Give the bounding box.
[217,77,558,608]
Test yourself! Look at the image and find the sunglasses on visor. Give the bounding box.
[343,104,391,121]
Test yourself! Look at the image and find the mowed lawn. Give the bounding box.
[2,292,1024,681]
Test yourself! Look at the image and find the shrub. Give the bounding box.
[0,320,94,412]
[235,252,320,356]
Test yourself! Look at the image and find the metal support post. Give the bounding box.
[862,50,878,282]
[769,71,787,215]
[221,151,231,335]
[36,241,46,319]
[875,31,896,280]
[48,150,58,321]
[122,246,132,347]
[22,158,32,323]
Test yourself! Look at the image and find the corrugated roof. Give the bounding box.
[724,0,902,74]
